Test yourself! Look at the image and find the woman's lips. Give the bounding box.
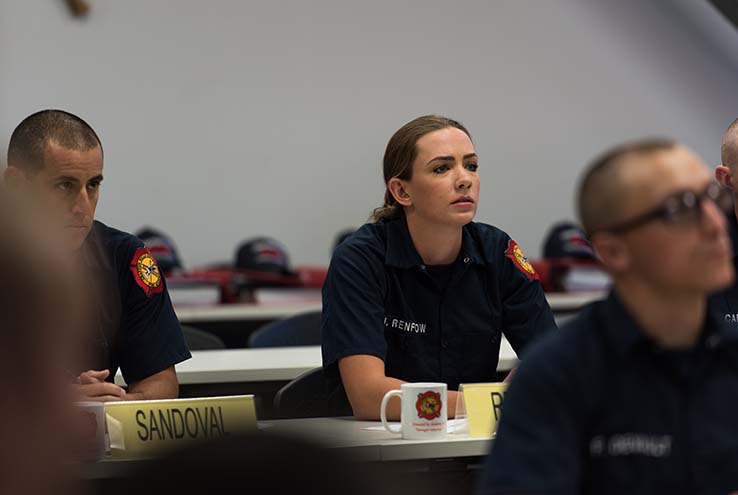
[451,197,475,207]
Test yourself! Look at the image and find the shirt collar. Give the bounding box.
[599,291,646,357]
[384,216,485,269]
[601,290,738,357]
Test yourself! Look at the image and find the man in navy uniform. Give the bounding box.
[4,109,190,401]
[479,139,738,494]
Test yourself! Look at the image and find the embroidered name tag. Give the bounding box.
[725,313,738,323]
[589,433,672,458]
[384,316,427,334]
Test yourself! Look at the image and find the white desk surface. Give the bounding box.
[115,338,519,387]
[262,416,491,462]
[174,291,605,323]
[115,346,320,386]
[78,417,492,479]
[175,300,323,322]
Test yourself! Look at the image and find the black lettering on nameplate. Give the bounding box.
[135,407,230,442]
[491,392,504,420]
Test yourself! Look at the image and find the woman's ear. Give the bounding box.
[716,165,734,190]
[388,178,412,207]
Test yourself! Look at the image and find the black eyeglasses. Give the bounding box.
[601,182,733,234]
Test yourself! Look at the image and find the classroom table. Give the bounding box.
[263,416,491,461]
[115,339,519,417]
[116,338,519,387]
[173,291,605,347]
[174,291,603,323]
[79,417,492,481]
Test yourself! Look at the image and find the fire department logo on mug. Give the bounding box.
[415,391,442,420]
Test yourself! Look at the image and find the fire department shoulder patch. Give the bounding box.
[505,240,539,281]
[129,247,164,297]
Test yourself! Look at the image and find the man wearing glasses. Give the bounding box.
[478,139,738,495]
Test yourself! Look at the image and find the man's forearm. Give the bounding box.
[126,367,179,401]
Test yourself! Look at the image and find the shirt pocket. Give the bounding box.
[383,315,428,381]
[459,329,502,383]
[384,327,407,379]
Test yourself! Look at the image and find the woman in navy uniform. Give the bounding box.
[321,115,556,420]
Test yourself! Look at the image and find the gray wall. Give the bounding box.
[2,0,738,266]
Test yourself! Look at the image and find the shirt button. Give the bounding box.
[706,335,721,349]
[463,257,470,264]
[419,265,426,271]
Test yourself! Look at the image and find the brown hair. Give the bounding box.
[7,109,103,173]
[371,115,472,222]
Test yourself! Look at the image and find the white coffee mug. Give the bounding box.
[74,401,107,461]
[380,382,447,440]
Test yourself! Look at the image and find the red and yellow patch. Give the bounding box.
[129,247,163,296]
[416,391,443,420]
[505,240,538,281]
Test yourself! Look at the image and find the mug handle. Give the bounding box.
[380,390,403,434]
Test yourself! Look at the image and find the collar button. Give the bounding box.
[463,257,471,264]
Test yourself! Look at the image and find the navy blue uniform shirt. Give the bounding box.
[81,221,191,384]
[321,216,556,390]
[710,255,738,326]
[479,291,738,495]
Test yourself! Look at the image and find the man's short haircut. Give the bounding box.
[577,138,677,234]
[721,117,738,171]
[6,109,102,173]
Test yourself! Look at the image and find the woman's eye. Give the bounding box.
[466,163,479,172]
[433,165,449,174]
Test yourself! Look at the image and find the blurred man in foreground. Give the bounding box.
[0,190,84,494]
[479,139,738,495]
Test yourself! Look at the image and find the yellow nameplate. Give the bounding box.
[458,383,508,437]
[104,395,257,458]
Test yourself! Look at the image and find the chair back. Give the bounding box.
[248,311,322,348]
[273,367,352,419]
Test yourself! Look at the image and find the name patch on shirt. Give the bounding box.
[725,313,738,323]
[384,316,427,334]
[589,433,672,458]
